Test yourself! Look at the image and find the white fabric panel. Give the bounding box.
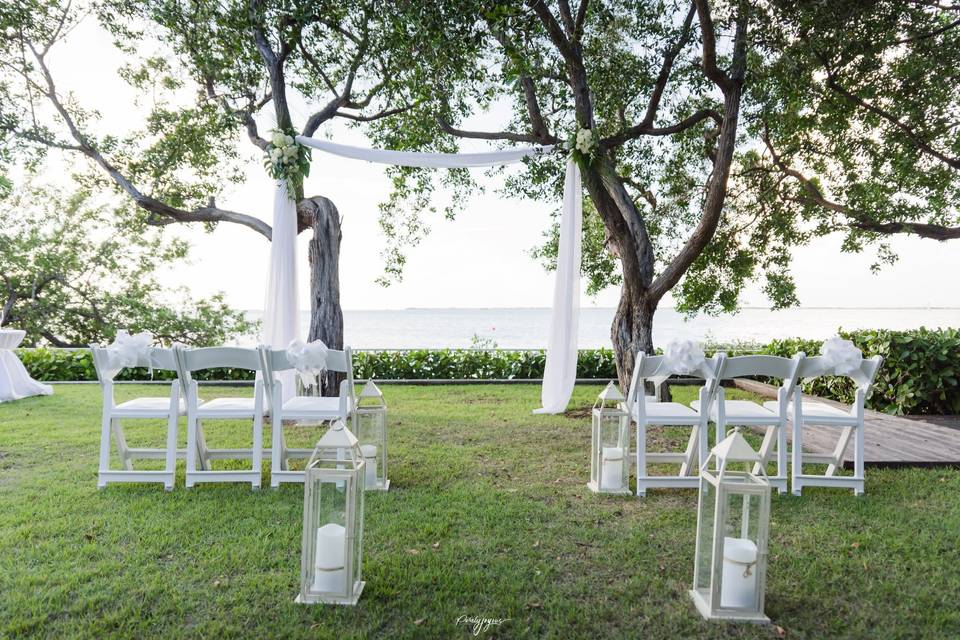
[534,158,582,414]
[295,136,556,168]
[262,181,299,401]
[273,137,582,413]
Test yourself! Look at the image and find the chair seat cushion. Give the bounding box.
[764,400,850,419]
[632,401,699,419]
[282,395,343,416]
[197,397,264,415]
[114,397,185,415]
[692,400,777,420]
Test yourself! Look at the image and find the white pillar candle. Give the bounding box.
[720,536,758,609]
[312,523,346,593]
[600,446,624,489]
[360,444,378,487]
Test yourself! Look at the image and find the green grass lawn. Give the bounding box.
[1,384,958,639]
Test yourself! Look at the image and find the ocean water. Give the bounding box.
[241,307,960,349]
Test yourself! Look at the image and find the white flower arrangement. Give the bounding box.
[264,128,311,193]
[569,126,598,165]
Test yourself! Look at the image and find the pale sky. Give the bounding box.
[27,17,960,312]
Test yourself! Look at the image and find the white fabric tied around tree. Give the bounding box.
[105,330,154,372]
[263,180,300,401]
[282,135,581,414]
[286,338,329,388]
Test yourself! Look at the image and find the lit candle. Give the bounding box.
[600,446,624,490]
[720,537,758,609]
[360,444,378,487]
[312,523,346,593]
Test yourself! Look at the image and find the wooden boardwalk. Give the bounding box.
[733,380,960,469]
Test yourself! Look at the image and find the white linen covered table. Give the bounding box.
[0,329,53,402]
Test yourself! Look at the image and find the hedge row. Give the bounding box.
[15,328,960,415]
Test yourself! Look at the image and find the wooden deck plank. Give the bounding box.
[731,379,960,468]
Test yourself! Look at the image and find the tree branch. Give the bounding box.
[763,127,960,241]
[25,40,272,239]
[693,0,732,93]
[823,70,960,170]
[438,118,558,144]
[649,3,749,301]
[601,108,722,147]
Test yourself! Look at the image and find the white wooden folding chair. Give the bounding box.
[92,346,182,490]
[691,354,804,494]
[626,352,724,497]
[259,345,355,487]
[770,355,883,496]
[174,346,266,489]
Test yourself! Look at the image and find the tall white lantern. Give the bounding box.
[588,381,631,495]
[690,429,771,623]
[298,420,366,605]
[353,380,389,491]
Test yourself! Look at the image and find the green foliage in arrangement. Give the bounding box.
[16,328,960,415]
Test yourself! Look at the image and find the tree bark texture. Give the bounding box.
[301,196,345,397]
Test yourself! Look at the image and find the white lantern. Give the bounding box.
[588,381,631,494]
[297,420,366,605]
[689,429,771,623]
[353,380,389,491]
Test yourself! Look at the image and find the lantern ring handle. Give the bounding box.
[725,557,757,578]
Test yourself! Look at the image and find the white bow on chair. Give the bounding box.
[649,339,709,389]
[806,336,868,385]
[105,330,154,370]
[286,339,329,388]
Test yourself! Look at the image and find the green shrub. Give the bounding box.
[758,328,960,415]
[17,348,255,382]
[15,327,960,415]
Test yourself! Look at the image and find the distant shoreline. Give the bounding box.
[244,306,960,313]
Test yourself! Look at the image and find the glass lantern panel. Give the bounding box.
[717,489,762,611]
[694,476,716,592]
[307,476,350,596]
[596,411,629,491]
[351,484,365,590]
[355,410,385,486]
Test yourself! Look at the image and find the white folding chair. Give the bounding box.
[692,354,803,494]
[771,355,883,496]
[92,346,182,490]
[175,346,266,489]
[259,345,355,487]
[626,352,724,497]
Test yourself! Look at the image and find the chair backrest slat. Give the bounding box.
[177,346,260,372]
[90,345,177,383]
[797,354,883,390]
[717,354,804,398]
[258,344,355,402]
[627,351,724,407]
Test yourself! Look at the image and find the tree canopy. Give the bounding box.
[0,182,254,346]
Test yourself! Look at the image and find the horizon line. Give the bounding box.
[242,306,960,312]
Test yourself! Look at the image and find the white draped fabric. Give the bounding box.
[264,181,300,400]
[263,137,581,413]
[0,329,53,402]
[533,158,582,414]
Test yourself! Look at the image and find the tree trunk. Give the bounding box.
[610,283,656,392]
[301,196,344,397]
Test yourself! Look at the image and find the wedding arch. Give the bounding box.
[263,136,583,414]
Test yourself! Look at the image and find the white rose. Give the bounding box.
[270,148,282,161]
[284,135,294,147]
[283,145,298,158]
[271,132,286,146]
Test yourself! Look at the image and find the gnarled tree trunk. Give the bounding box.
[300,195,344,396]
